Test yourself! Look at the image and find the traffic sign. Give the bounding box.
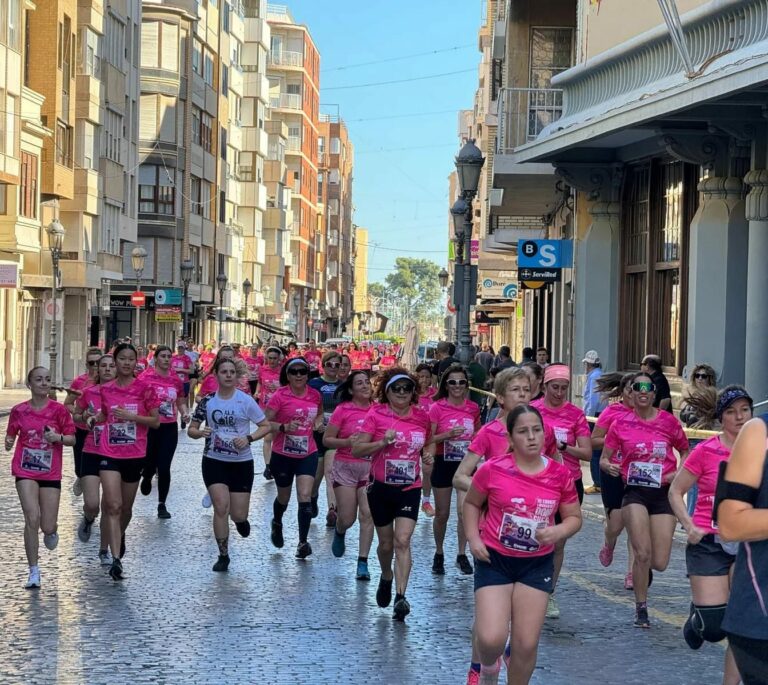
[518,267,561,283]
[517,240,573,269]
[130,291,146,307]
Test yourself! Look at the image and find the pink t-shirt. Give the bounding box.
[472,454,578,557]
[99,378,161,459]
[76,384,108,454]
[469,418,510,460]
[140,368,184,423]
[683,436,731,534]
[171,354,192,383]
[135,358,149,375]
[605,410,689,487]
[304,350,322,370]
[69,373,95,428]
[417,387,436,411]
[197,373,218,397]
[244,356,261,381]
[328,401,371,463]
[8,400,75,481]
[531,399,591,479]
[362,403,431,490]
[267,385,322,458]
[596,402,632,465]
[429,398,480,461]
[259,365,282,405]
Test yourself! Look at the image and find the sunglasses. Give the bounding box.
[325,362,341,368]
[447,379,468,387]
[632,381,655,393]
[389,384,414,394]
[694,373,711,380]
[287,368,309,376]
[87,360,99,367]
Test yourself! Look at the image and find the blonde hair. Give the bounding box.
[493,367,529,396]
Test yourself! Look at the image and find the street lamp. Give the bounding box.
[438,267,449,289]
[242,278,252,316]
[453,139,485,365]
[180,258,194,338]
[131,245,147,347]
[46,219,65,388]
[216,271,228,345]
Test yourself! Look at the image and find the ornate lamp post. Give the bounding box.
[131,245,147,346]
[180,258,194,338]
[46,219,65,387]
[216,271,228,345]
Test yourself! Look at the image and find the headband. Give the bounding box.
[286,358,309,368]
[266,346,283,356]
[544,364,571,385]
[385,374,414,391]
[716,388,753,420]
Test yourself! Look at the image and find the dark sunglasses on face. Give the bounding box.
[694,373,710,379]
[325,362,340,368]
[632,381,655,393]
[87,360,99,366]
[389,384,414,394]
[287,368,309,376]
[447,379,468,387]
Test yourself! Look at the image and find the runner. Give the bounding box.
[171,341,194,428]
[428,364,480,576]
[244,344,262,397]
[600,371,689,627]
[188,357,272,572]
[4,367,76,589]
[94,342,161,581]
[139,345,189,518]
[532,364,592,619]
[324,370,374,579]
[304,339,322,373]
[258,346,284,481]
[338,354,352,382]
[265,358,324,559]
[669,386,752,685]
[464,405,582,685]
[415,362,437,517]
[352,368,433,621]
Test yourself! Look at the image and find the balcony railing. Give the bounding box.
[269,92,302,110]
[268,50,303,68]
[497,87,564,154]
[266,4,293,22]
[286,135,301,152]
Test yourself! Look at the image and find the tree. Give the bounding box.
[367,257,442,321]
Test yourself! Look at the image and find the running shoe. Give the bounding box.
[99,550,113,566]
[43,532,59,551]
[295,541,312,560]
[310,496,319,519]
[478,658,501,685]
[109,558,124,581]
[421,501,435,517]
[212,554,230,572]
[624,572,634,590]
[598,544,614,567]
[331,529,346,558]
[140,475,152,496]
[466,668,481,685]
[393,596,411,622]
[376,576,393,608]
[235,520,250,538]
[202,492,212,508]
[356,560,370,581]
[157,503,171,519]
[546,595,560,619]
[180,419,187,430]
[325,506,338,528]
[432,552,445,575]
[648,569,654,588]
[72,478,83,497]
[25,567,41,589]
[683,608,705,650]
[263,465,274,481]
[457,554,474,575]
[120,534,126,559]
[634,606,651,629]
[77,515,94,543]
[270,519,284,548]
[584,485,601,495]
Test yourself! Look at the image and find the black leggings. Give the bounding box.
[73,427,89,478]
[143,422,179,503]
[728,633,768,685]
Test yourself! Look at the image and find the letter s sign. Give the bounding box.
[538,244,557,267]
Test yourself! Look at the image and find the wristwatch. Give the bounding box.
[247,434,255,444]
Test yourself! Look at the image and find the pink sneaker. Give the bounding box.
[599,544,614,567]
[466,667,481,685]
[624,572,634,590]
[479,659,501,685]
[421,501,435,517]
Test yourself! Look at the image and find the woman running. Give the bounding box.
[72,354,116,563]
[593,372,636,589]
[522,362,544,402]
[352,368,433,621]
[338,354,352,382]
[464,405,582,684]
[5,367,76,589]
[324,370,375,579]
[669,386,752,685]
[94,342,161,580]
[428,364,480,576]
[600,371,689,627]
[416,362,437,517]
[188,357,272,572]
[171,341,194,427]
[258,346,284,481]
[244,343,262,397]
[265,358,324,559]
[139,345,189,518]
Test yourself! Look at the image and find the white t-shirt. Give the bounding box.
[193,389,266,462]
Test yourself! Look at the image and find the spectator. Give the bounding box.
[536,347,550,367]
[474,343,495,373]
[641,354,672,412]
[521,347,535,364]
[491,345,515,373]
[680,363,718,427]
[582,350,607,496]
[433,341,459,379]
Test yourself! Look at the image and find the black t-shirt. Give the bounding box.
[650,370,672,412]
[436,356,459,379]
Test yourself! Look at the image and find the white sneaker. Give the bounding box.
[25,566,41,589]
[98,550,113,566]
[202,493,212,508]
[546,595,560,619]
[72,478,83,497]
[43,532,59,551]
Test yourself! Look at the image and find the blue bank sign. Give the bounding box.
[517,240,574,269]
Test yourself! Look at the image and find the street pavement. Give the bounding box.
[0,418,727,685]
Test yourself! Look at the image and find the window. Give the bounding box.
[19,152,37,219]
[527,28,572,139]
[105,12,125,69]
[192,107,212,151]
[221,64,228,95]
[0,184,7,214]
[221,128,227,160]
[102,202,120,254]
[330,137,340,154]
[222,2,230,32]
[78,27,101,77]
[161,22,178,71]
[60,15,73,78]
[55,121,73,167]
[138,164,174,215]
[192,38,202,75]
[231,38,241,70]
[329,169,339,185]
[5,94,15,156]
[191,176,201,215]
[191,178,212,220]
[7,0,19,50]
[191,106,200,145]
[104,109,122,163]
[203,50,214,86]
[76,120,98,170]
[230,94,241,125]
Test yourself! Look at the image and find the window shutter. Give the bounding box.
[139,95,157,141]
[161,22,178,71]
[140,21,158,68]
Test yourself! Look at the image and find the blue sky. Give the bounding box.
[280,0,481,285]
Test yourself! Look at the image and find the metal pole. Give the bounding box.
[182,280,189,337]
[458,198,473,365]
[133,274,141,346]
[49,254,58,387]
[218,288,224,345]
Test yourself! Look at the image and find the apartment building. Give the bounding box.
[492,0,768,401]
[266,3,320,340]
[353,225,368,316]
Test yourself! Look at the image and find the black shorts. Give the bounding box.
[183,382,190,397]
[474,548,554,593]
[248,380,258,395]
[555,478,583,525]
[431,454,461,489]
[622,484,674,516]
[601,472,625,513]
[201,457,255,493]
[15,478,61,489]
[366,480,420,527]
[270,451,319,488]
[313,430,329,458]
[686,534,736,577]
[80,451,102,478]
[97,456,145,483]
[73,427,89,478]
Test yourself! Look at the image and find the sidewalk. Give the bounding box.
[0,388,50,416]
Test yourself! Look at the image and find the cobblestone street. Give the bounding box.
[0,422,727,684]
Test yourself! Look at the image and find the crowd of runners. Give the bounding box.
[4,337,767,685]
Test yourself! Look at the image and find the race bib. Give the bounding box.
[21,447,53,473]
[212,430,240,458]
[159,400,175,418]
[499,511,540,552]
[652,441,667,459]
[108,422,136,445]
[385,459,416,485]
[444,440,469,462]
[627,461,662,488]
[323,412,332,427]
[283,433,309,456]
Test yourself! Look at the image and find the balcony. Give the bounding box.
[498,88,563,154]
[269,92,302,110]
[286,135,301,152]
[493,0,508,60]
[268,50,303,68]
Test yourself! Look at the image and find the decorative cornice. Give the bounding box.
[697,176,743,200]
[554,163,623,201]
[744,169,768,221]
[657,133,726,172]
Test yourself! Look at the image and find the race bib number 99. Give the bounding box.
[499,511,540,553]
